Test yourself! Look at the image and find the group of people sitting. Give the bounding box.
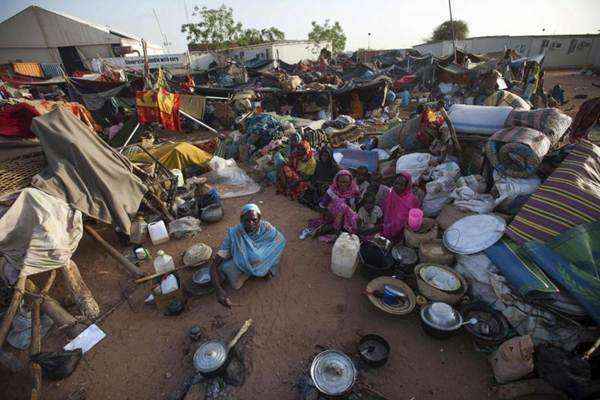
[275,130,423,242]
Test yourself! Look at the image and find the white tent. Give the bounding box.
[0,6,163,69]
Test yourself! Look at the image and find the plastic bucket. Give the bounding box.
[408,208,424,231]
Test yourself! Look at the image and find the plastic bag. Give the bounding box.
[203,157,260,198]
[456,175,486,193]
[3,309,53,350]
[422,192,452,217]
[493,172,541,201]
[426,161,460,181]
[489,336,534,383]
[168,217,202,240]
[396,153,432,182]
[31,349,83,381]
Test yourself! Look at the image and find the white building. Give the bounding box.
[413,34,600,68]
[0,6,164,71]
[190,40,331,70]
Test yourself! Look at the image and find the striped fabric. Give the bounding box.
[506,140,600,245]
[484,90,531,110]
[504,108,572,145]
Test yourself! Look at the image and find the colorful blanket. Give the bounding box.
[504,108,572,145]
[522,221,600,325]
[485,126,551,178]
[484,90,531,110]
[506,140,600,245]
[135,89,181,132]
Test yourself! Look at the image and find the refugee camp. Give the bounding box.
[1,1,600,399]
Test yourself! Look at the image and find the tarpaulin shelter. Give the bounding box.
[30,108,147,234]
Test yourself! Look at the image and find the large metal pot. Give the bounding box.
[420,302,463,340]
[200,203,224,223]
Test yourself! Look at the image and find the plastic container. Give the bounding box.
[148,220,170,245]
[130,214,147,245]
[331,233,361,279]
[171,169,185,187]
[408,208,424,231]
[160,273,179,295]
[153,250,175,274]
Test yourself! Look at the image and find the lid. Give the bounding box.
[193,340,228,372]
[183,243,213,267]
[443,215,506,255]
[310,350,357,396]
[391,245,418,265]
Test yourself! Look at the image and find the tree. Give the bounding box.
[308,20,346,54]
[181,5,285,49]
[427,20,469,44]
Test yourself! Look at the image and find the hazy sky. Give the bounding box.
[2,0,600,52]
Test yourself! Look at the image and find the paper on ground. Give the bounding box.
[64,324,106,353]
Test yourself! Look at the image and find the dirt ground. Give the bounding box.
[2,69,598,400]
[543,69,600,117]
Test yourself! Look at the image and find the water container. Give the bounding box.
[153,250,175,274]
[331,233,361,279]
[401,90,410,108]
[171,169,185,187]
[130,214,147,245]
[148,220,170,245]
[408,208,424,232]
[160,273,178,294]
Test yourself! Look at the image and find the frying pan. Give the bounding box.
[193,319,253,377]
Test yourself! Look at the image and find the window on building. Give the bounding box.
[541,40,550,48]
[551,42,562,49]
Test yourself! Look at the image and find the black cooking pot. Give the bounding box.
[359,242,396,279]
[357,334,390,367]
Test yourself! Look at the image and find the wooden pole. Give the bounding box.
[83,225,144,278]
[25,280,78,337]
[0,274,26,347]
[62,261,100,320]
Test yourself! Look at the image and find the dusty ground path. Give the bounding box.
[1,186,493,400]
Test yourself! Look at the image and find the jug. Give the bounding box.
[408,208,424,231]
[130,214,147,245]
[153,250,175,274]
[331,233,361,279]
[148,220,170,245]
[160,273,178,294]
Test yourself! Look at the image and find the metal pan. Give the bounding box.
[193,319,252,377]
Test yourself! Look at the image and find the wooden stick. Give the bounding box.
[83,225,144,278]
[134,264,195,285]
[25,280,78,337]
[62,261,100,320]
[439,105,462,153]
[583,336,600,360]
[0,274,26,348]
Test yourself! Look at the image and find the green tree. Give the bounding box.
[308,20,346,54]
[182,5,285,49]
[427,20,469,43]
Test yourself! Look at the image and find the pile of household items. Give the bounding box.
[0,44,599,400]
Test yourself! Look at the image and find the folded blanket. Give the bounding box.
[486,127,550,178]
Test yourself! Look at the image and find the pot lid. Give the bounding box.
[443,215,506,255]
[193,340,227,372]
[192,267,211,285]
[310,350,356,396]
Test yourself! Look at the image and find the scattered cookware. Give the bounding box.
[414,264,467,305]
[418,239,455,265]
[193,319,253,377]
[443,214,506,255]
[365,276,416,316]
[310,350,357,397]
[420,302,464,339]
[357,334,390,367]
[460,302,511,349]
[184,266,214,296]
[200,203,224,223]
[405,217,438,248]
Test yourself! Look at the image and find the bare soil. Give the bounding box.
[4,69,598,400]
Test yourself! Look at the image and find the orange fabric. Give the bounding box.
[13,63,44,78]
[135,90,159,124]
[22,99,101,132]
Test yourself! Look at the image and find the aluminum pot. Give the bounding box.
[310,350,357,397]
[357,334,390,367]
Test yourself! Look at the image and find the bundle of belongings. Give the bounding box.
[0,99,100,138]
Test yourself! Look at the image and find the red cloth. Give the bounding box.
[0,103,40,138]
[135,89,181,132]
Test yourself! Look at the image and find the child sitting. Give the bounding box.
[357,193,383,236]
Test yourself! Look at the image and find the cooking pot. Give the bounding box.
[310,350,357,397]
[200,204,224,223]
[357,334,390,367]
[193,319,252,377]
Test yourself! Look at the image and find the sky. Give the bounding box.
[2,0,600,52]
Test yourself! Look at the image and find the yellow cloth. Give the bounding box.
[297,157,317,176]
[129,142,213,170]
